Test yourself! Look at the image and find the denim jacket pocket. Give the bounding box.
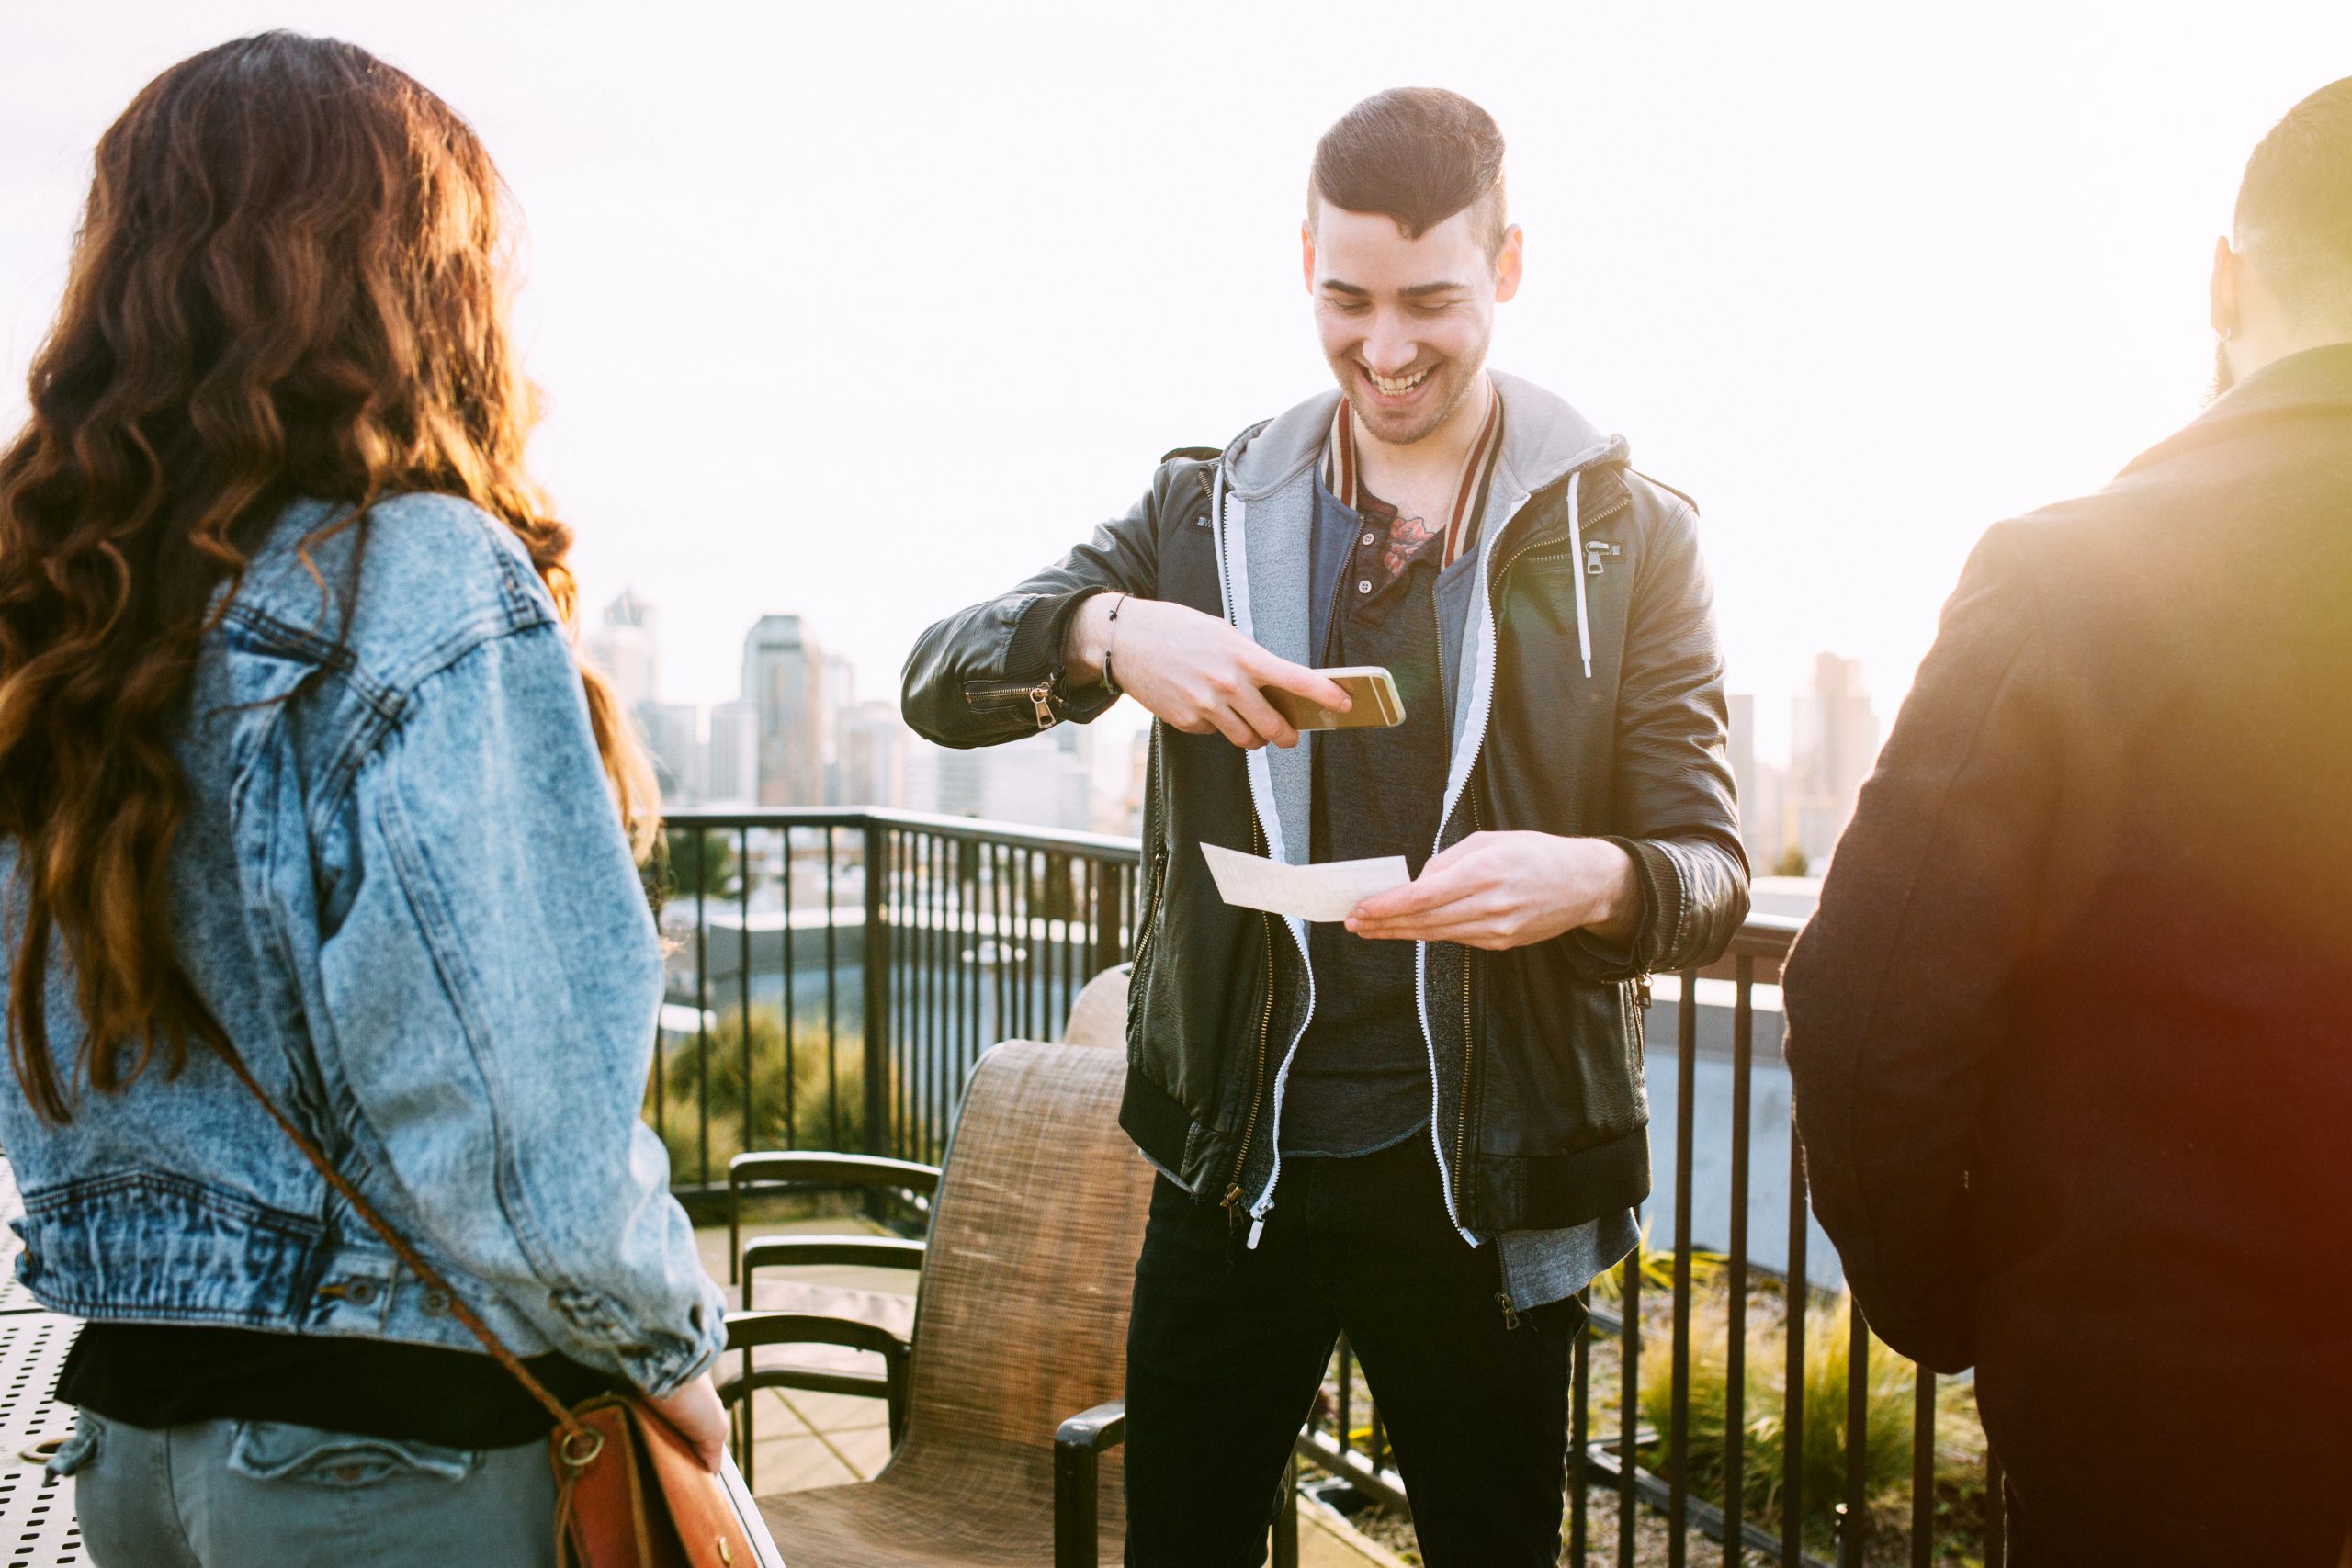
[227,1421,481,1487]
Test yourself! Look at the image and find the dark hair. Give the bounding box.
[2234,76,2352,314]
[1309,87,1508,257]
[0,32,656,1122]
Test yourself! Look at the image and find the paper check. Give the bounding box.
[1199,842,1409,923]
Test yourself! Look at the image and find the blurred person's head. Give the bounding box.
[0,32,654,1121]
[2211,76,2352,394]
[1303,88,1523,448]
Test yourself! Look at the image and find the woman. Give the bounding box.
[0,33,727,1564]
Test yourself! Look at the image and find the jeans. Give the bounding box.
[57,1411,556,1567]
[1123,1134,1581,1567]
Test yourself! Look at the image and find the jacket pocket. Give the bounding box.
[228,1421,481,1487]
[1125,842,1171,1032]
[1621,977,1650,1100]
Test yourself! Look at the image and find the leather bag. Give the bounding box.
[220,1048,765,1567]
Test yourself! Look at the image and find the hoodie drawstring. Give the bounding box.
[1566,469,1593,678]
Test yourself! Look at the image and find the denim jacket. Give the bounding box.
[0,494,724,1396]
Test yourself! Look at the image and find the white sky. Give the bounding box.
[5,2,2346,762]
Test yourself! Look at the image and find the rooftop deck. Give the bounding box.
[0,810,1997,1565]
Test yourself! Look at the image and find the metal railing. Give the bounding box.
[650,808,1140,1187]
[658,807,1998,1565]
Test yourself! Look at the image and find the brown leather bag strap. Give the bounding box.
[215,1046,589,1440]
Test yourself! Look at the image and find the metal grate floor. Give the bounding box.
[0,1467,81,1568]
[0,1163,38,1317]
[0,1316,82,1568]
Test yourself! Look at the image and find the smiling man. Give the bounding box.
[905,88,1746,1565]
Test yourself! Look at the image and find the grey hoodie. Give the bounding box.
[1210,372,1641,1303]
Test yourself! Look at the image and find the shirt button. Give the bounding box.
[1362,532,1376,546]
[1357,580,1373,594]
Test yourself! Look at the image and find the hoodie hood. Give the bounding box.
[1206,367,1632,874]
[1204,369,1634,1247]
[1222,368,1627,513]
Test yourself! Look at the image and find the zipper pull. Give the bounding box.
[1247,1215,1266,1250]
[1222,1186,1244,1231]
[1027,683,1054,730]
[1496,1291,1521,1331]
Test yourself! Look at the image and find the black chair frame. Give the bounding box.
[1053,1398,1298,1568]
[726,1150,940,1284]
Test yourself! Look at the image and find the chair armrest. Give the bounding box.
[725,1309,907,1358]
[728,1151,942,1198]
[726,1152,941,1282]
[1055,1398,1126,1454]
[720,1310,912,1448]
[739,1234,924,1303]
[1054,1398,1126,1568]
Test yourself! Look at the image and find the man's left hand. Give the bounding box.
[1344,831,1641,950]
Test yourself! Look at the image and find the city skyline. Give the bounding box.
[8,6,2343,775]
[594,585,1880,860]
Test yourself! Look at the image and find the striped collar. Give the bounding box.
[1320,378,1504,567]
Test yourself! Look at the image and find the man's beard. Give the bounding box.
[2208,339,2236,404]
[1335,335,1491,446]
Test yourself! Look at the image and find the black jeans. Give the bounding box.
[1123,1134,1581,1567]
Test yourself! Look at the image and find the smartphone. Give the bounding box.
[1265,666,1406,731]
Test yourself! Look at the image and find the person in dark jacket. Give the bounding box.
[904,89,1746,1565]
[1781,78,2352,1567]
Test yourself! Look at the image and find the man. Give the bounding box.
[1782,79,2352,1566]
[905,89,1745,1564]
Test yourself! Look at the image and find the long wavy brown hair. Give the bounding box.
[0,33,657,1122]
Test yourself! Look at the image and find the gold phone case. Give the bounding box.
[1266,670,1406,730]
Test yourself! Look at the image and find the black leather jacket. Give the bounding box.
[904,380,1747,1235]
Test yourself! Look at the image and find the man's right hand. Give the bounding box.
[1065,594,1351,750]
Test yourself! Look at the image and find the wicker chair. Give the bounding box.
[1057,963,1130,1049]
[721,1036,1198,1566]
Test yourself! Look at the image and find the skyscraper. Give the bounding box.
[741,615,825,807]
[582,588,659,713]
[705,700,759,805]
[639,702,704,804]
[1726,694,1790,873]
[821,654,858,804]
[1789,653,1880,869]
[837,699,910,809]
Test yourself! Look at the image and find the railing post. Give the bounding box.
[862,818,891,1157]
[1091,858,1125,976]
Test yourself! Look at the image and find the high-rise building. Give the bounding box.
[837,700,910,809]
[1112,727,1152,837]
[1789,653,1880,869]
[582,589,660,714]
[1726,694,1790,872]
[905,726,1092,832]
[638,701,703,805]
[1727,692,1758,844]
[704,700,759,805]
[978,727,1093,832]
[741,615,826,807]
[821,654,858,803]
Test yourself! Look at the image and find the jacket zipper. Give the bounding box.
[1129,843,1169,989]
[1489,491,1629,604]
[1026,682,1054,729]
[1127,727,1172,984]
[1448,755,1484,1219]
[1222,816,1279,1228]
[1417,482,1632,1243]
[1209,478,1316,1250]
